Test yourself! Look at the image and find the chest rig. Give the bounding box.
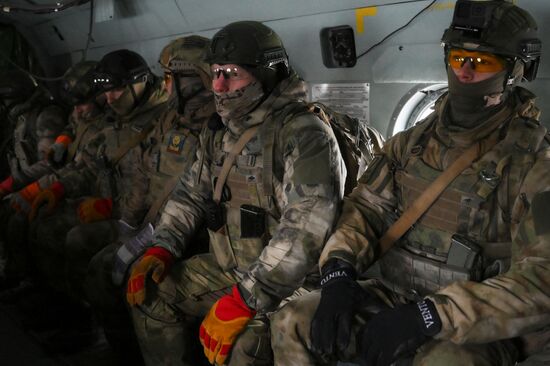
[143,109,200,212]
[379,113,548,299]
[94,104,164,200]
[206,104,306,272]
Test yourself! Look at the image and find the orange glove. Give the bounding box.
[0,176,14,199]
[199,285,256,365]
[77,197,113,223]
[126,247,174,306]
[11,181,43,214]
[28,181,65,222]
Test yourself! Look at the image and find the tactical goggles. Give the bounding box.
[210,65,251,81]
[447,49,506,73]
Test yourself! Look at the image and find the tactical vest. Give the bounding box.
[94,102,166,200]
[142,109,200,213]
[379,112,548,299]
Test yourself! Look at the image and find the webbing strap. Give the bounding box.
[379,142,482,255]
[262,118,277,197]
[213,126,259,203]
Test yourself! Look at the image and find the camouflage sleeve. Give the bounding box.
[11,160,54,191]
[319,132,407,273]
[239,114,345,313]
[57,131,106,197]
[427,150,550,344]
[152,128,212,258]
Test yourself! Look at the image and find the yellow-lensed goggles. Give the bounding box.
[448,49,506,73]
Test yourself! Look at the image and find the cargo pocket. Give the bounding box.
[208,225,238,271]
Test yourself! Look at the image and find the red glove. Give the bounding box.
[199,285,256,365]
[126,247,174,306]
[0,176,14,198]
[28,181,65,222]
[11,181,43,214]
[77,197,113,223]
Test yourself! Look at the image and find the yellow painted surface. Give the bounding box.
[355,7,378,34]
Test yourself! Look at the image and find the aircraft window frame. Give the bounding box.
[389,83,448,136]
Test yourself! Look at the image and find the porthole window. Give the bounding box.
[389,84,448,136]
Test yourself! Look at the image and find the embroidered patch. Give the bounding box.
[167,133,185,154]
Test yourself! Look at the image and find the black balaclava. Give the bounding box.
[446,59,524,129]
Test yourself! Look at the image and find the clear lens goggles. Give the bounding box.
[210,65,250,81]
[448,49,506,73]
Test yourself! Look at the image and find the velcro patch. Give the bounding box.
[532,191,550,236]
[167,133,186,154]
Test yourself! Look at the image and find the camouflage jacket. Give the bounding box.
[59,80,168,221]
[117,89,216,227]
[320,87,550,344]
[33,108,108,189]
[153,73,346,313]
[9,102,67,190]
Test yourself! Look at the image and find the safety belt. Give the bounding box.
[379,141,482,255]
[213,125,260,203]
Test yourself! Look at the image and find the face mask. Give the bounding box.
[213,81,264,121]
[446,68,508,128]
[109,82,146,116]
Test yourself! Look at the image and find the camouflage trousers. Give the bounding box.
[30,200,119,298]
[131,253,276,366]
[85,242,145,365]
[271,279,520,366]
[0,200,30,280]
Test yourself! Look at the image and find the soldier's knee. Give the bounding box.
[413,340,515,366]
[271,292,318,344]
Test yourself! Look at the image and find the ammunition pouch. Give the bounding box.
[380,235,484,298]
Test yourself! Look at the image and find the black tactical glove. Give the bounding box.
[359,299,442,366]
[311,258,364,361]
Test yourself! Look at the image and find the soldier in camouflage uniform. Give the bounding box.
[83,35,216,363]
[27,49,168,298]
[0,72,67,287]
[126,21,345,366]
[271,1,550,366]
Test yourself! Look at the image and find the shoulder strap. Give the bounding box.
[379,141,483,255]
[262,102,310,197]
[213,126,260,203]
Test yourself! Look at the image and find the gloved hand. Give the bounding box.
[311,258,364,361]
[126,246,174,306]
[11,181,43,214]
[199,285,256,365]
[47,135,72,167]
[359,299,442,366]
[77,197,113,223]
[0,176,14,199]
[28,181,65,222]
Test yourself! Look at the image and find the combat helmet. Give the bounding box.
[93,49,152,92]
[441,0,542,81]
[208,21,290,91]
[60,61,98,106]
[159,35,211,89]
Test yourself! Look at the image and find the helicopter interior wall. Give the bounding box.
[1,0,549,137]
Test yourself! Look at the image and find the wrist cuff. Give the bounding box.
[320,258,357,286]
[416,299,442,337]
